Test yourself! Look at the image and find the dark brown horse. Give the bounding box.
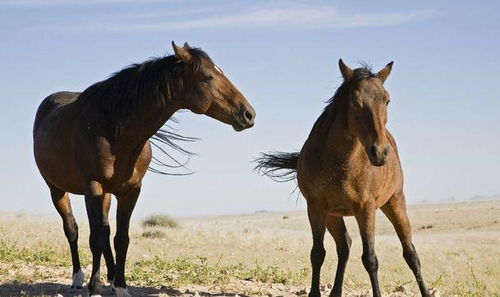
[33,42,255,297]
[256,60,433,297]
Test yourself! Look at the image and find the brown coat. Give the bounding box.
[257,60,431,297]
[33,42,255,296]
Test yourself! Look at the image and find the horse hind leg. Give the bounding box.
[381,193,432,297]
[326,216,352,297]
[307,201,327,297]
[48,183,85,290]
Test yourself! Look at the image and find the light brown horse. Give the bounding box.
[256,60,432,297]
[33,42,255,297]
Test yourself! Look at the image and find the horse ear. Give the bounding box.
[172,41,192,62]
[376,61,394,83]
[339,59,353,81]
[183,42,191,49]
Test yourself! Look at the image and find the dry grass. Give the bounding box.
[0,200,499,296]
[142,214,179,229]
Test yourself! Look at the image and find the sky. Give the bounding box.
[0,0,499,219]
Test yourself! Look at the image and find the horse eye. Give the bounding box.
[202,75,214,83]
[386,100,390,106]
[351,100,362,109]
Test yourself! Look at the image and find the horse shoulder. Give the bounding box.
[386,130,400,156]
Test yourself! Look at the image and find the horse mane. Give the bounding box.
[78,48,213,175]
[79,48,213,136]
[148,121,198,175]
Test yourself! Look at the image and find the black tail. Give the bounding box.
[254,151,299,182]
[148,118,198,175]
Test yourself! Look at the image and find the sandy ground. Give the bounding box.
[0,278,432,297]
[1,199,499,296]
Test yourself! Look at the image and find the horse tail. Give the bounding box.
[254,151,299,182]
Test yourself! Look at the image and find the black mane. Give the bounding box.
[77,48,212,175]
[326,65,375,106]
[79,48,213,136]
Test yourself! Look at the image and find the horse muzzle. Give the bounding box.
[368,144,389,166]
[232,105,255,131]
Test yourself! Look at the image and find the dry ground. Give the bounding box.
[0,199,499,296]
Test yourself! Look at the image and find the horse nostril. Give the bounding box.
[244,110,254,122]
[370,145,378,159]
[382,146,389,157]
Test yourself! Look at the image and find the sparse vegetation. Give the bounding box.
[0,240,71,266]
[128,256,308,288]
[142,214,179,228]
[142,229,166,239]
[419,224,434,230]
[0,200,499,296]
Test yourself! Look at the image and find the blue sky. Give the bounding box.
[0,0,499,218]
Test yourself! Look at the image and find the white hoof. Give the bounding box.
[70,269,85,290]
[113,286,132,297]
[430,288,441,297]
[90,295,102,297]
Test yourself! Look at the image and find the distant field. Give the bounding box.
[0,199,499,296]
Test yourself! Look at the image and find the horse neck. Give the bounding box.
[115,94,182,150]
[324,104,365,165]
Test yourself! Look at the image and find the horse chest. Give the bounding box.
[107,143,152,193]
[72,135,151,194]
[302,162,391,215]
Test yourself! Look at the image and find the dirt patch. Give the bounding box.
[0,280,424,297]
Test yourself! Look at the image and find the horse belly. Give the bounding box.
[298,169,355,216]
[326,202,355,216]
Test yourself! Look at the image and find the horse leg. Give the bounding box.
[381,193,431,297]
[48,183,85,290]
[307,202,326,297]
[112,186,140,297]
[355,203,381,297]
[102,193,116,285]
[326,216,352,297]
[84,181,107,296]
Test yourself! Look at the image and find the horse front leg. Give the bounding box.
[102,193,116,285]
[382,193,432,297]
[112,186,140,297]
[355,202,381,297]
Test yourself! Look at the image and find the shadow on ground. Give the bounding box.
[0,282,251,297]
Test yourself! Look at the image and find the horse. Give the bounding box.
[256,60,432,297]
[33,42,256,297]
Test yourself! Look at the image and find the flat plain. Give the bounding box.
[0,199,499,296]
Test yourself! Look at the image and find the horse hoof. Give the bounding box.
[429,288,441,297]
[69,285,83,291]
[70,270,85,291]
[71,269,85,289]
